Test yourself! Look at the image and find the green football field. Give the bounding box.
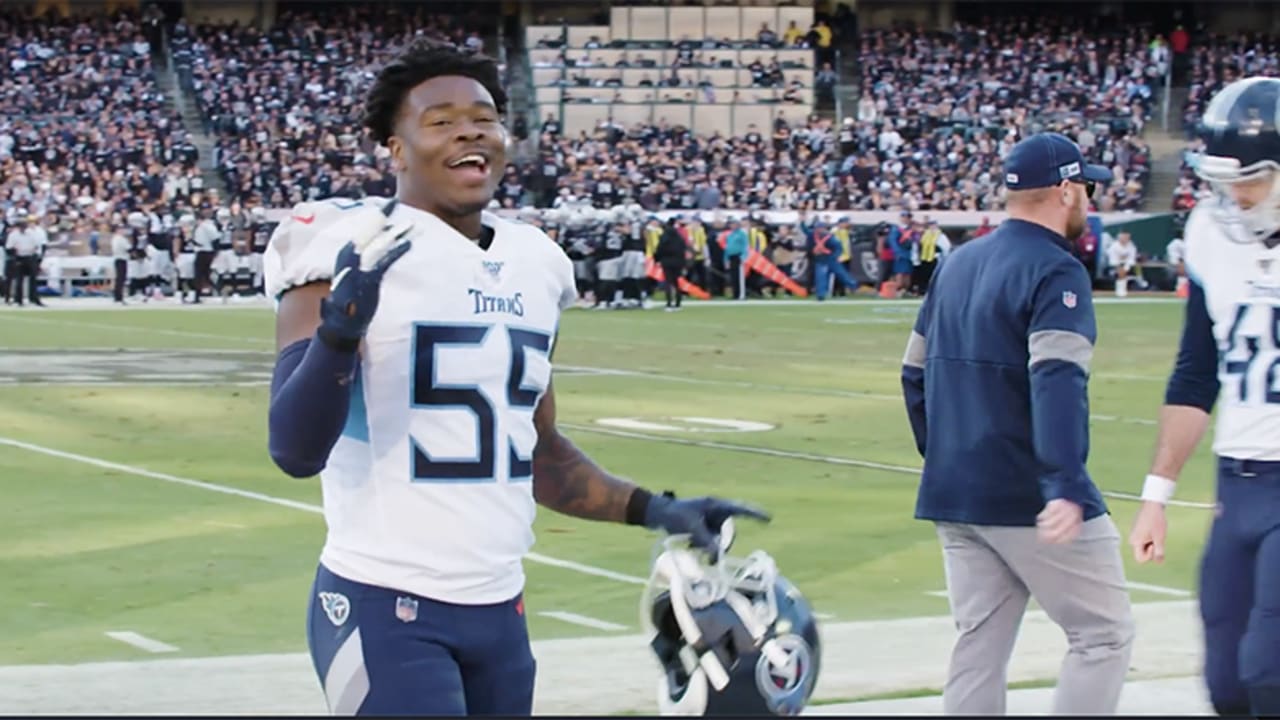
[0,296,1218,667]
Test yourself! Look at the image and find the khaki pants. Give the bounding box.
[935,515,1135,715]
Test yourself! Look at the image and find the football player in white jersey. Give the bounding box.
[263,39,768,717]
[1128,76,1280,717]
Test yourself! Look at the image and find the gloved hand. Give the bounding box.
[644,491,771,556]
[318,198,413,350]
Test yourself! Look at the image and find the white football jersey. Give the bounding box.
[265,197,577,604]
[1185,204,1280,460]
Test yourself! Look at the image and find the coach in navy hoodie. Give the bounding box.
[899,132,1135,715]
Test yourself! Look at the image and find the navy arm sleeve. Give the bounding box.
[267,335,358,478]
[1164,277,1220,412]
[901,281,933,457]
[1027,260,1097,506]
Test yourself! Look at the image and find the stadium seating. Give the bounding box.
[180,4,491,205]
[3,4,1180,261]
[1175,37,1280,211]
[853,19,1157,212]
[0,6,203,255]
[528,5,820,138]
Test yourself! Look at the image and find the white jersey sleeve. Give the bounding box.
[263,196,392,300]
[1182,205,1212,288]
[487,212,576,312]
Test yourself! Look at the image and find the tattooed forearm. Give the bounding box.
[531,429,637,522]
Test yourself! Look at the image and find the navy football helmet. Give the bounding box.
[640,521,822,716]
[1195,76,1280,242]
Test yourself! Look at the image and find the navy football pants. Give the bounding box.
[306,563,536,716]
[1200,457,1280,716]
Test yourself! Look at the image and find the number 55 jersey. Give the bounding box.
[1181,202,1280,461]
[265,197,578,606]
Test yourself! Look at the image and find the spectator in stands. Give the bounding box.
[182,4,490,204]
[853,17,1156,212]
[1176,30,1280,212]
[1,6,202,271]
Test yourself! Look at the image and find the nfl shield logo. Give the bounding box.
[395,596,418,623]
[1062,290,1077,309]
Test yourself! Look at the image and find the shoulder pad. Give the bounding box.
[1182,203,1216,285]
[488,212,578,312]
[263,197,391,300]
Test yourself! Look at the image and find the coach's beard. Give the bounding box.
[1065,198,1088,242]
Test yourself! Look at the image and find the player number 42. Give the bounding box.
[1222,304,1280,404]
[409,323,552,483]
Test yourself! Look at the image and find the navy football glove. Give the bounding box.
[644,492,771,556]
[318,199,413,350]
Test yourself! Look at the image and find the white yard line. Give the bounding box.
[559,364,1160,426]
[0,347,273,354]
[559,423,1218,510]
[0,599,1206,715]
[926,581,1193,600]
[2,380,271,388]
[1126,581,1195,598]
[537,611,628,631]
[0,435,645,585]
[0,317,1166,423]
[0,314,271,346]
[104,631,178,654]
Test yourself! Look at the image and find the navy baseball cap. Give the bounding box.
[1002,132,1112,190]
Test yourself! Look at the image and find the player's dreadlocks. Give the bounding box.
[363,37,508,146]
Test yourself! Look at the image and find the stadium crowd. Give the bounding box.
[1174,28,1280,214]
[0,7,211,259]
[849,17,1159,213]
[177,4,492,206]
[2,3,1260,305]
[513,16,1160,215]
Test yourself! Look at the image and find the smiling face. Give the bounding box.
[387,75,506,235]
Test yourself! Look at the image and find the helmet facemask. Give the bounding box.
[641,522,816,716]
[1194,153,1280,244]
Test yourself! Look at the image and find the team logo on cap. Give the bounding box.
[1059,162,1081,180]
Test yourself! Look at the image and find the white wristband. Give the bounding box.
[1141,474,1177,504]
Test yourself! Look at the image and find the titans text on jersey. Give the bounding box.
[264,196,577,605]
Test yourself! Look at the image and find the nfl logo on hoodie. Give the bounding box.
[1062,290,1077,309]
